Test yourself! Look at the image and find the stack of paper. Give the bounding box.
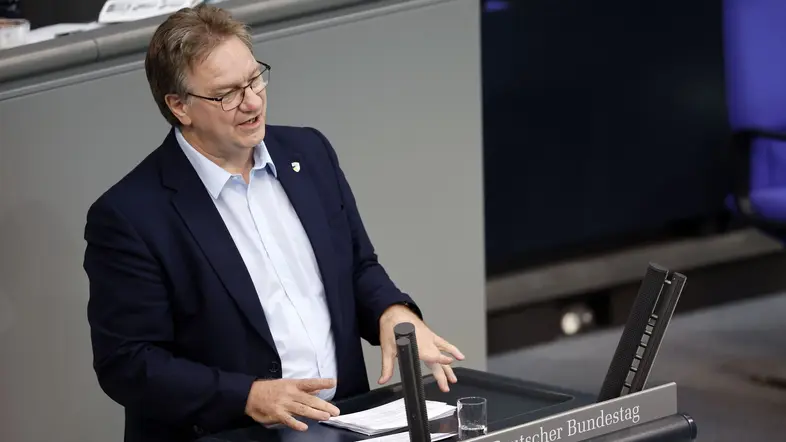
[321,398,456,436]
[97,0,203,24]
[364,432,455,442]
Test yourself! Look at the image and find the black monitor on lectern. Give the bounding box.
[598,263,687,402]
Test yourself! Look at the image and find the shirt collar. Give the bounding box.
[174,127,277,199]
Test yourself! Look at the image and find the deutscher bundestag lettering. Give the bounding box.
[566,404,640,436]
[472,383,677,442]
[489,405,640,442]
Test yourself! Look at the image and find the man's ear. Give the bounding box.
[165,93,192,126]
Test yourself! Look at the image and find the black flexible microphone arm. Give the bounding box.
[395,322,430,442]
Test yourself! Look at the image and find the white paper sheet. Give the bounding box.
[321,398,456,436]
[97,0,203,23]
[363,432,455,442]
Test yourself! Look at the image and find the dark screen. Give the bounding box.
[481,0,731,274]
[12,0,106,28]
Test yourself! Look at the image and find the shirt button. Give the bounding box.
[269,361,280,373]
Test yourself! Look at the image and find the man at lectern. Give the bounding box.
[82,4,464,441]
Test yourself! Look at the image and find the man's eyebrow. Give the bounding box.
[210,66,262,93]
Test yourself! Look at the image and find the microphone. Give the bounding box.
[395,322,430,442]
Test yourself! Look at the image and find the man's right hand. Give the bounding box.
[244,378,341,431]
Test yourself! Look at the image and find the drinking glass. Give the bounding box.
[457,396,487,440]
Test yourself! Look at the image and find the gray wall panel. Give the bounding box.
[0,68,166,442]
[0,0,484,440]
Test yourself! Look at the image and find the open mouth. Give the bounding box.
[240,115,261,127]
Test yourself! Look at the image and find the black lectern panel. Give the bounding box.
[340,368,586,423]
[198,368,594,442]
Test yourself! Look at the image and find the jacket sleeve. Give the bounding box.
[308,127,423,345]
[83,196,256,431]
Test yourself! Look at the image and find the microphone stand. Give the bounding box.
[395,322,430,442]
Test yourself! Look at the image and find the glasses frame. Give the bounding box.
[187,60,271,111]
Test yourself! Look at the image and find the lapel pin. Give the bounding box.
[291,161,301,173]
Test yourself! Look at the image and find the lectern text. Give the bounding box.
[467,383,677,442]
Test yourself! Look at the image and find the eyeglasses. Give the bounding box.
[188,61,271,111]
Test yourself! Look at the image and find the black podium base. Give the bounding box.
[198,367,594,441]
[197,368,696,442]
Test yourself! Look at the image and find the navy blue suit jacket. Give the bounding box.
[84,125,420,442]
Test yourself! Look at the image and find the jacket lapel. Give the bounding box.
[158,130,276,351]
[264,132,344,331]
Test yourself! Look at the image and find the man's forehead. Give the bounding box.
[192,55,258,90]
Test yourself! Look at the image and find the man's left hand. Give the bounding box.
[378,304,465,392]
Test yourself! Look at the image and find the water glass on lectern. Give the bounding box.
[457,396,487,440]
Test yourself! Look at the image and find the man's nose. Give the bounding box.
[240,87,263,111]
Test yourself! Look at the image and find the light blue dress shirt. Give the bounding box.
[175,128,338,400]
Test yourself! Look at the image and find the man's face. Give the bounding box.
[168,36,267,156]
